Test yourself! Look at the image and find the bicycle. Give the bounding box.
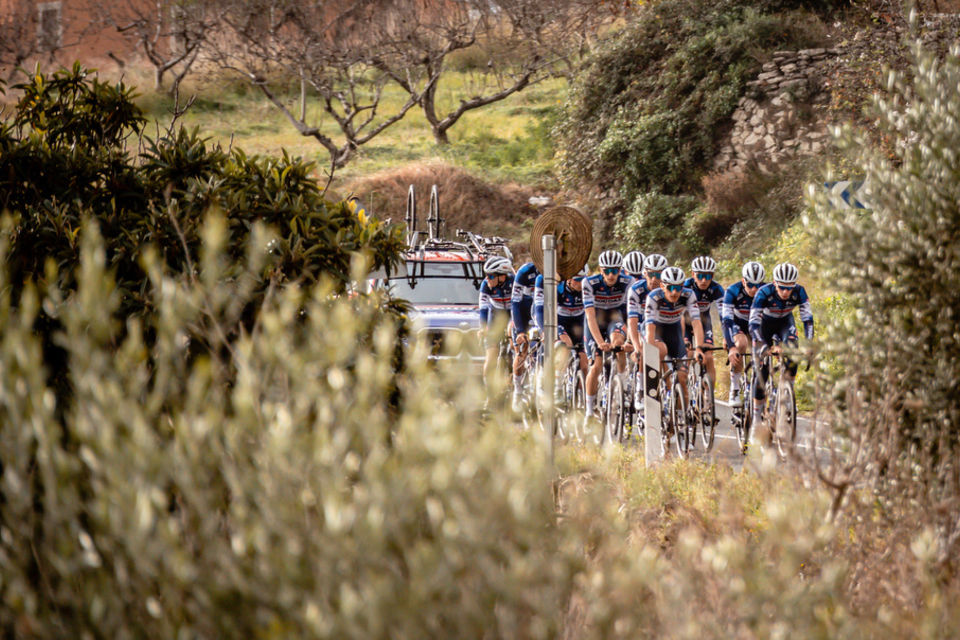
[657,355,697,459]
[762,346,799,459]
[585,345,629,446]
[606,355,644,447]
[515,329,544,425]
[552,342,585,442]
[685,346,724,452]
[729,352,753,456]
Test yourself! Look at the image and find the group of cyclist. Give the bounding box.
[478,250,814,434]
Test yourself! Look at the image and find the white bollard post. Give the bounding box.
[643,340,664,466]
[542,235,557,464]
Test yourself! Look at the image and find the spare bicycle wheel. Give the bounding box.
[529,205,593,280]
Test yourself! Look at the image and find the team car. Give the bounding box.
[371,184,513,363]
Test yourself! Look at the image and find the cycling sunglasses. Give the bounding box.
[745,281,762,289]
[695,272,713,281]
[602,267,620,275]
[665,284,683,293]
[647,271,662,279]
[775,282,796,292]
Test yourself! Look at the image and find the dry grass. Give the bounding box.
[553,446,960,638]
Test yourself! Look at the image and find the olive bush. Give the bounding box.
[0,217,578,637]
[807,38,960,564]
[1,216,957,637]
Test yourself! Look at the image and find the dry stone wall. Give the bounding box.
[714,48,840,174]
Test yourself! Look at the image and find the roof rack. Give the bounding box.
[404,184,513,262]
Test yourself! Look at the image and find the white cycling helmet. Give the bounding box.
[623,251,646,276]
[598,250,623,269]
[577,264,590,277]
[644,253,668,272]
[741,261,765,283]
[660,266,685,286]
[773,262,799,284]
[691,255,717,273]
[483,256,514,275]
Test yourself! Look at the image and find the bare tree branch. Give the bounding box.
[94,0,218,94]
[207,0,437,169]
[365,0,621,144]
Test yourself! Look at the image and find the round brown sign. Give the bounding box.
[529,205,593,280]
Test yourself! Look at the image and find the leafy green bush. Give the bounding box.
[558,0,831,236]
[0,65,405,392]
[613,191,706,259]
[807,39,960,564]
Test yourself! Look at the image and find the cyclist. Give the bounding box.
[582,250,634,417]
[683,256,724,385]
[626,252,667,356]
[623,250,646,279]
[479,256,516,393]
[533,265,589,373]
[721,261,765,404]
[644,266,704,402]
[748,262,814,429]
[511,261,541,411]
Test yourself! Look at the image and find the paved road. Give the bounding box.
[660,401,834,471]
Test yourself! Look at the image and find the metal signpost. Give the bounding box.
[643,340,664,466]
[542,235,557,464]
[530,205,593,467]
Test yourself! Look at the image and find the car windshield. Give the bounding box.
[385,263,481,305]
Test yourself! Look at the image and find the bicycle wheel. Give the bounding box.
[669,379,690,459]
[524,355,543,431]
[633,368,645,437]
[573,369,592,444]
[732,405,746,454]
[736,368,753,456]
[698,374,716,452]
[596,366,609,446]
[659,380,671,454]
[774,380,798,458]
[606,374,627,446]
[556,359,578,441]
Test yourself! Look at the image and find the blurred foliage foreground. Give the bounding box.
[0,220,956,637]
[2,59,960,636]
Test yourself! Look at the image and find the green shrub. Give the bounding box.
[558,0,830,229]
[807,39,960,563]
[0,65,405,393]
[614,191,706,259]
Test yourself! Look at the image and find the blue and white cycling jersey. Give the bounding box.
[683,278,724,321]
[510,262,540,333]
[582,273,633,324]
[626,278,653,322]
[721,281,763,348]
[643,287,700,327]
[532,275,585,328]
[479,274,515,326]
[748,283,814,344]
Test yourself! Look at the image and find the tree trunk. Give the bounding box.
[421,77,449,145]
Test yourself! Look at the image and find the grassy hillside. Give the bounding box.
[135,69,564,189]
